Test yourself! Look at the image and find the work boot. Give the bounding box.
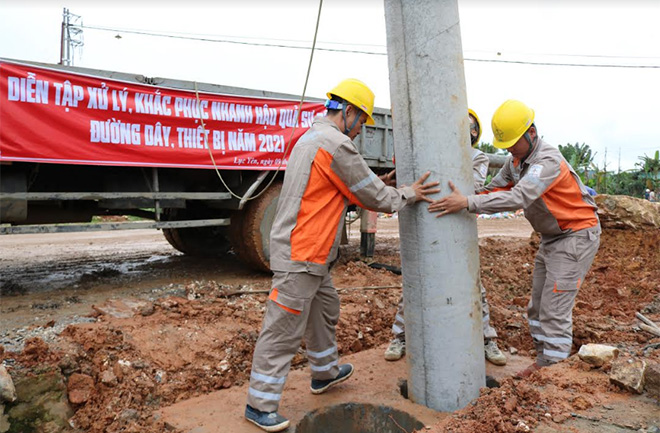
[384,337,406,361]
[244,405,290,432]
[484,339,507,366]
[310,363,354,395]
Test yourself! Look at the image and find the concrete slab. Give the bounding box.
[159,344,529,433]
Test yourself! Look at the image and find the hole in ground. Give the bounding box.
[294,402,424,433]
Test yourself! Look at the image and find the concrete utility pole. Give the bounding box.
[384,0,485,411]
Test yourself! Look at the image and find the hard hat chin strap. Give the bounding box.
[342,104,361,136]
[521,129,537,162]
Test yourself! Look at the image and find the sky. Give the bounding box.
[1,0,659,171]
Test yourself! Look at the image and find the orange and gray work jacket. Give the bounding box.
[468,139,599,241]
[269,115,416,276]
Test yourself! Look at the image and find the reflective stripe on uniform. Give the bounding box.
[531,334,572,345]
[248,387,282,401]
[307,346,336,359]
[543,348,570,359]
[349,172,378,193]
[528,319,541,327]
[250,371,286,385]
[309,359,338,372]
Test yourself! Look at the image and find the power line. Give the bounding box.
[81,24,660,69]
[81,25,386,56]
[467,48,660,61]
[465,57,660,69]
[83,24,386,49]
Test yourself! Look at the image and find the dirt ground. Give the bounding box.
[1,216,659,433]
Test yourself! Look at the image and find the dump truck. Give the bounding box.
[0,58,396,271]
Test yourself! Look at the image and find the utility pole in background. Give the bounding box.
[59,8,84,66]
[384,0,485,412]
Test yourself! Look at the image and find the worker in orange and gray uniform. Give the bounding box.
[429,100,601,378]
[384,109,507,366]
[244,78,440,432]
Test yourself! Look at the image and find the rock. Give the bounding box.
[92,298,149,318]
[509,347,519,355]
[159,298,180,309]
[516,420,530,432]
[349,339,362,352]
[67,373,95,404]
[578,343,620,367]
[0,404,9,433]
[119,408,139,422]
[595,194,660,230]
[6,368,74,432]
[58,355,80,377]
[140,303,155,316]
[0,366,16,403]
[609,358,646,394]
[155,370,166,384]
[644,362,660,399]
[100,369,118,387]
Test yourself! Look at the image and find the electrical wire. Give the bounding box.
[81,23,660,68]
[194,0,324,201]
[82,24,385,48]
[82,23,381,56]
[466,48,660,61]
[465,57,660,69]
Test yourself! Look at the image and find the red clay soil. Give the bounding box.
[3,228,659,433]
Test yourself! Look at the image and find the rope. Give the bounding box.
[194,0,324,201]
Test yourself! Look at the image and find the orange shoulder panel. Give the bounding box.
[541,161,598,232]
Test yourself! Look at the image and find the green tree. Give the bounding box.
[636,150,660,190]
[477,142,506,155]
[559,142,595,182]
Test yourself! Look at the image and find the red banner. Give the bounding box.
[0,61,325,170]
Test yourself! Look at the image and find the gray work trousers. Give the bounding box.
[528,226,600,366]
[247,271,340,413]
[391,275,498,341]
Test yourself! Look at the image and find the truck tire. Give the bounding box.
[231,181,282,272]
[162,209,231,256]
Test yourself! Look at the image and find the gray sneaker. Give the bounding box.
[384,337,405,361]
[310,363,354,395]
[484,339,507,366]
[245,405,290,432]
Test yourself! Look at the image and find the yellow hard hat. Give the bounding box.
[327,78,375,125]
[468,108,481,147]
[491,100,535,149]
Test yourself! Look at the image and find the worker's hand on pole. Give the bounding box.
[379,169,397,187]
[428,181,468,216]
[410,171,440,203]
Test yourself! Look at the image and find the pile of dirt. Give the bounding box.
[428,357,621,433]
[1,226,658,433]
